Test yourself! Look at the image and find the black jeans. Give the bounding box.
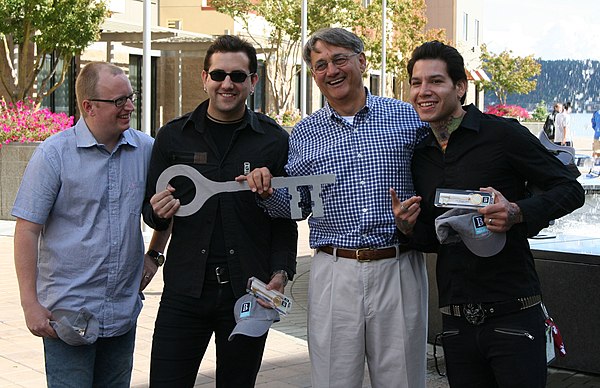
[149,281,267,388]
[440,305,547,388]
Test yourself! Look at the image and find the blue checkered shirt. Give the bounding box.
[261,89,428,249]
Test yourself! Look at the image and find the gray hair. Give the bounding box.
[303,28,364,66]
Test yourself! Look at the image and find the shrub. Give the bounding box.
[0,99,74,148]
[485,104,531,120]
[269,109,301,127]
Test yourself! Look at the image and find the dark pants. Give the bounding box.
[440,305,547,388]
[149,281,268,388]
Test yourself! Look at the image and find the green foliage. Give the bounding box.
[0,0,108,104]
[531,100,548,121]
[354,0,445,88]
[477,44,541,105]
[211,0,359,113]
[210,0,444,110]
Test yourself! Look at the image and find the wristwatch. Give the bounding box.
[146,249,165,267]
[271,270,289,287]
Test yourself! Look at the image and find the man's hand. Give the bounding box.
[235,167,274,199]
[391,189,421,236]
[478,187,523,233]
[23,301,57,339]
[256,274,286,309]
[139,254,159,292]
[151,184,180,219]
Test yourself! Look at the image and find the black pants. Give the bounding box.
[149,281,267,388]
[440,305,547,388]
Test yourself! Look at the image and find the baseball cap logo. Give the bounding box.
[240,301,252,318]
[472,215,488,235]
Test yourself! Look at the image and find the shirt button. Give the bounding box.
[360,180,365,185]
[362,208,368,213]
[201,249,206,254]
[229,249,235,255]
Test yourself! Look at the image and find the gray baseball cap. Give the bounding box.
[228,294,280,341]
[50,308,99,346]
[435,208,506,257]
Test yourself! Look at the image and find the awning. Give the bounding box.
[99,19,215,51]
[466,68,490,82]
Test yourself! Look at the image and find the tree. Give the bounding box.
[477,44,541,106]
[0,0,108,105]
[211,0,360,114]
[354,0,445,98]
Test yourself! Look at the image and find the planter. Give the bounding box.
[0,143,40,220]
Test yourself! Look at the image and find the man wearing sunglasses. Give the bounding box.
[12,61,170,387]
[243,28,429,388]
[142,35,297,387]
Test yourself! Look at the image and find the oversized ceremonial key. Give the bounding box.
[156,164,335,218]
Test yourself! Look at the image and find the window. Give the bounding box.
[167,19,182,29]
[39,54,76,117]
[295,65,312,114]
[475,19,480,45]
[129,55,158,135]
[370,74,380,96]
[247,60,265,112]
[463,12,469,41]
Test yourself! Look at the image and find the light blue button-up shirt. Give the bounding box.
[12,118,154,337]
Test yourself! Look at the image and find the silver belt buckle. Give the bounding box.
[215,267,229,284]
[463,303,486,325]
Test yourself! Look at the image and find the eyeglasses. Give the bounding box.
[209,70,254,83]
[89,92,138,108]
[312,53,360,74]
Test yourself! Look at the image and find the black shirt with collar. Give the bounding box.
[143,100,297,298]
[409,104,584,306]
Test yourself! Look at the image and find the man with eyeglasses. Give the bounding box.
[142,35,297,387]
[243,27,429,388]
[12,61,170,387]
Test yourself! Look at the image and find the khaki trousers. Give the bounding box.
[308,248,428,388]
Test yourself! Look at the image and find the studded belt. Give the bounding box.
[440,295,542,325]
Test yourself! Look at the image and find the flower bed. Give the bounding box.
[1,99,74,148]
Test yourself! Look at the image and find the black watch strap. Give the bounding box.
[146,249,165,267]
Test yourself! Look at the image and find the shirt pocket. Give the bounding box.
[127,181,145,215]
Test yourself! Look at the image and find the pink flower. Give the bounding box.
[485,104,531,120]
[0,99,73,148]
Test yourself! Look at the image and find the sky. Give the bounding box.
[482,0,600,61]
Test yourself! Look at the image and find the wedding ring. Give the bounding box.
[488,218,493,225]
[144,275,150,279]
[400,204,408,212]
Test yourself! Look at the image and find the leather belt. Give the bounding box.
[318,245,409,262]
[440,295,542,325]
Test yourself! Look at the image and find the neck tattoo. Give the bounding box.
[432,114,464,152]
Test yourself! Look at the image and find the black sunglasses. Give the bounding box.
[209,70,254,83]
[88,92,138,108]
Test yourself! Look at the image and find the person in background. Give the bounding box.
[243,27,429,388]
[555,101,573,146]
[142,35,297,387]
[393,41,585,387]
[12,61,170,387]
[591,108,600,158]
[543,102,562,141]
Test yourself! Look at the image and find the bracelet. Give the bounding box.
[271,270,289,287]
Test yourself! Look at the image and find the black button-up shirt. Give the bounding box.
[410,104,584,306]
[143,100,297,298]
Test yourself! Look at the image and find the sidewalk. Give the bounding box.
[0,220,597,387]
